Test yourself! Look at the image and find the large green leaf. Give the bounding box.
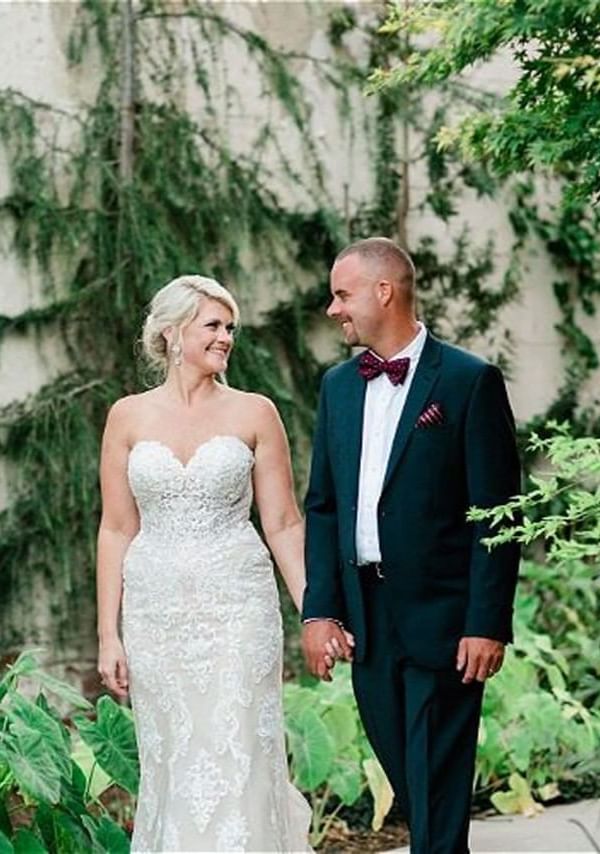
[0,730,62,804]
[283,684,318,719]
[0,652,91,712]
[322,703,357,751]
[328,744,363,805]
[73,697,139,795]
[35,804,67,854]
[33,674,91,712]
[356,725,376,762]
[59,761,88,818]
[507,726,534,773]
[287,707,334,790]
[0,830,14,854]
[57,812,97,854]
[0,801,11,838]
[0,653,39,704]
[34,695,70,754]
[6,692,71,781]
[318,664,355,704]
[81,815,130,854]
[0,652,42,688]
[12,829,47,854]
[476,716,510,785]
[35,804,94,854]
[0,761,12,796]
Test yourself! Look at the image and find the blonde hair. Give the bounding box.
[142,274,240,373]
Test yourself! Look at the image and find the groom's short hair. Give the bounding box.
[334,237,416,292]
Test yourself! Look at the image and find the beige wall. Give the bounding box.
[0,1,101,409]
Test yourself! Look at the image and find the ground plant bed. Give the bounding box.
[318,796,409,852]
[321,821,410,852]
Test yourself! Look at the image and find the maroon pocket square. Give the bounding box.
[415,401,444,428]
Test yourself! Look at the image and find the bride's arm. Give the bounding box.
[252,397,306,613]
[96,400,139,698]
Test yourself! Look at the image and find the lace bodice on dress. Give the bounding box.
[121,435,311,853]
[128,435,254,543]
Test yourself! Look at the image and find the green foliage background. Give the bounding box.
[469,427,600,808]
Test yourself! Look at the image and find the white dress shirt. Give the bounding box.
[355,323,428,564]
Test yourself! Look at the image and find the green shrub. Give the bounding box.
[470,425,600,811]
[476,617,600,809]
[284,664,393,847]
[0,651,135,853]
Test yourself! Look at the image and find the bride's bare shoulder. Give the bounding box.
[224,390,284,444]
[105,388,162,430]
[225,387,278,417]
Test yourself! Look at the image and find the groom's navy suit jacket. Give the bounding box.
[303,333,521,669]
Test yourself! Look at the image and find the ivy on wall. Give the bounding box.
[509,182,600,449]
[0,0,521,656]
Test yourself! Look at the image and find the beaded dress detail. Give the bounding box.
[122,435,311,853]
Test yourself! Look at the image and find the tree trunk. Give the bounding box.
[397,112,410,250]
[396,0,410,250]
[119,0,135,184]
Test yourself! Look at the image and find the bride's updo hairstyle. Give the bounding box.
[142,274,240,375]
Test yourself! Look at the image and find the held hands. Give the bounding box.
[98,637,129,699]
[456,636,505,684]
[301,620,355,682]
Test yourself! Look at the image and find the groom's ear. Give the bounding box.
[377,279,394,307]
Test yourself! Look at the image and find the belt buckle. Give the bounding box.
[374,562,385,580]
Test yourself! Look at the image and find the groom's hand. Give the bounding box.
[302,620,354,682]
[456,636,505,684]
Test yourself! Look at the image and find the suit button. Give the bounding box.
[380,510,386,517]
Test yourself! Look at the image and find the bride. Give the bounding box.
[96,274,318,852]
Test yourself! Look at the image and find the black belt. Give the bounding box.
[359,561,386,582]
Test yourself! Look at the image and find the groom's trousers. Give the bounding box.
[352,569,484,854]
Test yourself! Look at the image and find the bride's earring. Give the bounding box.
[171,343,182,367]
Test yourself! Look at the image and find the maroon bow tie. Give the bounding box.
[358,350,410,385]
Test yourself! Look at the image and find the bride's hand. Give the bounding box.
[98,637,129,699]
[343,630,355,652]
[324,630,355,667]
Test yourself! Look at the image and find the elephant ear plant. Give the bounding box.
[0,651,137,853]
[284,663,394,847]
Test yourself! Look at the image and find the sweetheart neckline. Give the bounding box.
[129,435,254,470]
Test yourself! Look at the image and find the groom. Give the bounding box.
[302,238,520,853]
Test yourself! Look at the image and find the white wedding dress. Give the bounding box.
[122,435,312,853]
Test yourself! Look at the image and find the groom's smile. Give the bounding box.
[327,253,385,348]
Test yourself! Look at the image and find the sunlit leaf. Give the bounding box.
[363,757,394,831]
[73,697,139,795]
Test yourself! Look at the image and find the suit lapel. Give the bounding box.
[381,333,443,493]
